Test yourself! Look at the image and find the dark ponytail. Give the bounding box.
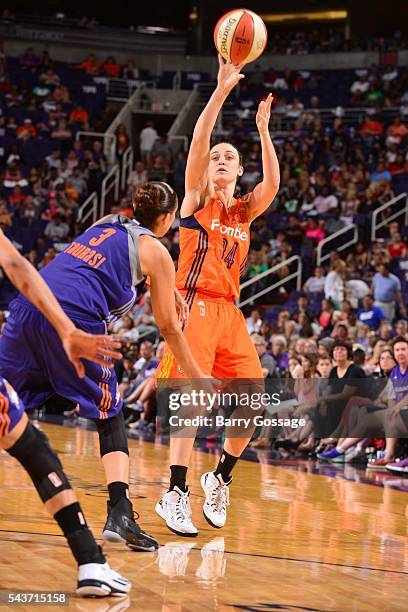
[133,181,178,228]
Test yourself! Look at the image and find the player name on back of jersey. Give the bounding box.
[64,241,107,269]
[210,219,248,241]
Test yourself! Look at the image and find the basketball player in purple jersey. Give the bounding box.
[0,182,208,551]
[0,228,131,596]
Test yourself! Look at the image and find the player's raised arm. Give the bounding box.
[246,94,280,221]
[182,55,244,214]
[0,230,121,377]
[138,235,205,378]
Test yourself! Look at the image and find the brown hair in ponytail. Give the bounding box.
[132,181,178,229]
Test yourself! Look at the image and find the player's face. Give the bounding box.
[209,143,243,187]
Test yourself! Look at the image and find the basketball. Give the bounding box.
[213,9,268,64]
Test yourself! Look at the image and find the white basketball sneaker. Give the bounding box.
[201,472,231,529]
[76,561,131,597]
[155,486,198,537]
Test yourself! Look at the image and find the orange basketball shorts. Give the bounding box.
[157,292,263,380]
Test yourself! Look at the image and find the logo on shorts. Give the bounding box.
[4,380,19,408]
[178,365,185,374]
[197,300,206,317]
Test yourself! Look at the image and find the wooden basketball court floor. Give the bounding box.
[0,421,407,611]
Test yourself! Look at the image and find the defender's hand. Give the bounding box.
[62,330,122,378]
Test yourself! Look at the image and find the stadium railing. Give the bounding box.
[371,192,408,242]
[77,192,99,226]
[168,86,201,140]
[93,77,157,101]
[316,223,358,265]
[100,165,120,217]
[237,255,302,308]
[121,146,134,191]
[75,130,117,165]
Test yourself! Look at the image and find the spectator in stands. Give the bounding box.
[16,118,36,140]
[117,315,139,344]
[122,60,139,80]
[325,260,346,308]
[305,218,325,243]
[147,155,166,182]
[270,336,289,373]
[303,266,326,293]
[360,114,384,140]
[350,74,369,104]
[76,53,101,75]
[19,47,39,69]
[69,105,89,127]
[357,295,386,330]
[370,161,391,183]
[127,161,148,189]
[103,56,121,78]
[44,214,70,241]
[371,338,408,473]
[318,298,333,332]
[395,320,408,339]
[51,119,72,144]
[386,115,408,143]
[151,135,172,165]
[116,123,129,161]
[39,68,61,88]
[240,162,261,192]
[132,302,158,343]
[139,120,158,163]
[372,263,406,321]
[387,232,407,259]
[70,167,88,200]
[4,162,28,188]
[252,334,279,379]
[312,185,338,214]
[246,309,262,335]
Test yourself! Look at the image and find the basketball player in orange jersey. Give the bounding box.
[156,55,280,536]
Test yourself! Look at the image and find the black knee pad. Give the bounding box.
[7,423,72,502]
[94,411,129,457]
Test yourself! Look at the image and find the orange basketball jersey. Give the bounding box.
[176,194,250,303]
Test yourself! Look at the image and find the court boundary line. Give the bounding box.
[0,529,407,576]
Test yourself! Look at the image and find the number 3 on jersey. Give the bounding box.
[222,239,238,269]
[89,228,117,247]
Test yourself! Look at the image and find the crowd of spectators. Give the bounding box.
[266,28,407,56]
[0,49,114,305]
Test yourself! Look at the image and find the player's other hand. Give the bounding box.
[62,329,122,378]
[256,93,273,135]
[216,54,245,97]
